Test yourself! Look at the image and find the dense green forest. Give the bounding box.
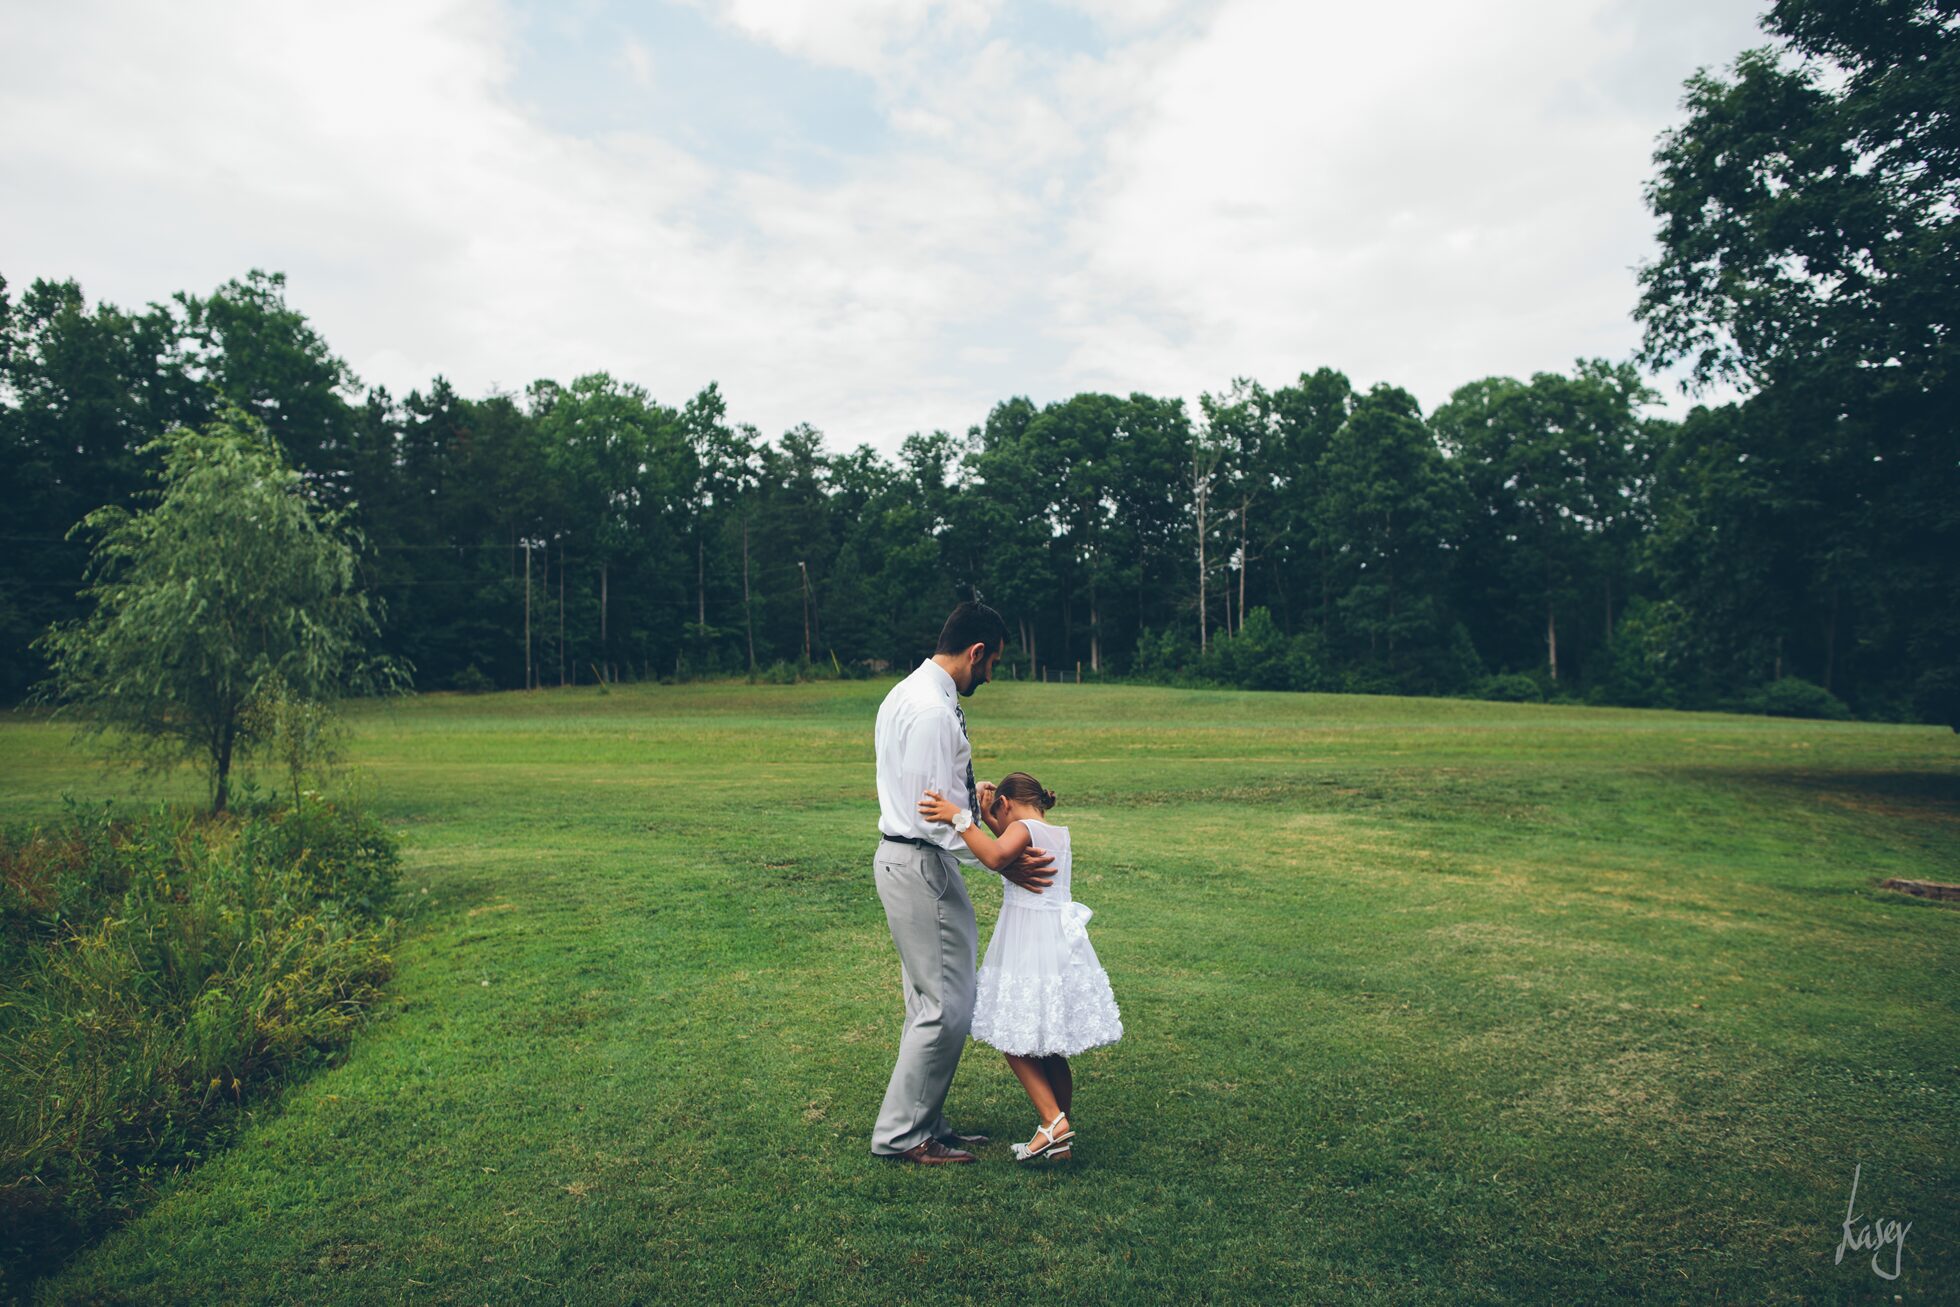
[2,0,1953,725]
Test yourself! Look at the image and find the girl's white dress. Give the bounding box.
[970,817,1123,1057]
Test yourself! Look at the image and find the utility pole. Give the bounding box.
[524,541,533,691]
[601,561,609,684]
[743,516,755,673]
[559,540,567,688]
[798,560,812,662]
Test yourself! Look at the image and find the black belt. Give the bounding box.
[879,833,942,850]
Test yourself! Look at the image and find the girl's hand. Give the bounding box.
[917,788,958,825]
[979,785,1009,834]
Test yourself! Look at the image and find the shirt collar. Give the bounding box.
[921,657,958,704]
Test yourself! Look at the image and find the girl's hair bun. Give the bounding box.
[997,771,1057,811]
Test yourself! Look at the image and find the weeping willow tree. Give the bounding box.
[33,407,406,813]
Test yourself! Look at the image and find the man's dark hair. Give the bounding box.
[936,601,1009,658]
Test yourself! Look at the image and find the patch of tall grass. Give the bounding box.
[0,795,402,1293]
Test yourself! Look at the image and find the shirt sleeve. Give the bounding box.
[894,706,979,865]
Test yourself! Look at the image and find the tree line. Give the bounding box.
[2,0,1952,725]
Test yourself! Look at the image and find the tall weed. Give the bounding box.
[0,795,401,1293]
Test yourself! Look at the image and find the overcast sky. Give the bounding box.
[1,0,1764,453]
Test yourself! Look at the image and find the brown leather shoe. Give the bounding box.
[887,1138,976,1165]
[935,1130,989,1149]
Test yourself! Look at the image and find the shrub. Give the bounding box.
[0,797,401,1293]
[1340,666,1404,696]
[1911,664,1960,732]
[1134,611,1333,693]
[248,793,403,917]
[1283,628,1334,693]
[0,799,125,966]
[1200,609,1293,690]
[1474,673,1545,703]
[1131,625,1198,683]
[1748,676,1851,720]
[449,665,496,694]
[1434,622,1487,695]
[1586,596,1684,709]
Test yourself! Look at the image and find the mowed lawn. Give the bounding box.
[4,681,1956,1304]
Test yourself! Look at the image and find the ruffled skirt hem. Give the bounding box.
[969,902,1123,1057]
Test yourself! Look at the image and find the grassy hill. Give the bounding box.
[5,680,1956,1303]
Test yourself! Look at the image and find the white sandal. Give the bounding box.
[1010,1111,1075,1162]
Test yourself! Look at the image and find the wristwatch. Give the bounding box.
[952,808,973,833]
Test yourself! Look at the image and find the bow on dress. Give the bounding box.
[1059,901,1094,967]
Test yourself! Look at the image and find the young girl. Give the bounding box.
[918,772,1122,1163]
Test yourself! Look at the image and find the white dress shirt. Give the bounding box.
[875,658,979,865]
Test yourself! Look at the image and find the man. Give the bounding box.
[871,600,1055,1165]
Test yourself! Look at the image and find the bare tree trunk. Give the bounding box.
[1269,552,1290,632]
[1823,583,1840,692]
[1238,503,1249,633]
[1546,596,1559,682]
[1197,476,1210,653]
[1603,573,1613,644]
[697,538,706,627]
[1198,526,1207,651]
[1320,544,1331,637]
[1384,507,1396,659]
[601,561,609,683]
[1387,557,1397,659]
[809,565,823,654]
[214,719,235,815]
[559,541,567,688]
[1090,584,1100,673]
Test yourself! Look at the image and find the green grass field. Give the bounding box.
[4,681,1956,1304]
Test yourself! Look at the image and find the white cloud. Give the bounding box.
[0,0,1034,441]
[0,0,1762,452]
[1059,0,1194,32]
[699,0,993,72]
[1056,0,1762,412]
[621,37,655,88]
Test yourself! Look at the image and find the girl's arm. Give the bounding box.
[918,789,1032,872]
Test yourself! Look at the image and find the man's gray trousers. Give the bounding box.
[870,838,977,1155]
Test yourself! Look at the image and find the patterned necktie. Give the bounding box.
[954,703,978,814]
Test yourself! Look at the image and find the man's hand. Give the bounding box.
[1000,844,1055,893]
